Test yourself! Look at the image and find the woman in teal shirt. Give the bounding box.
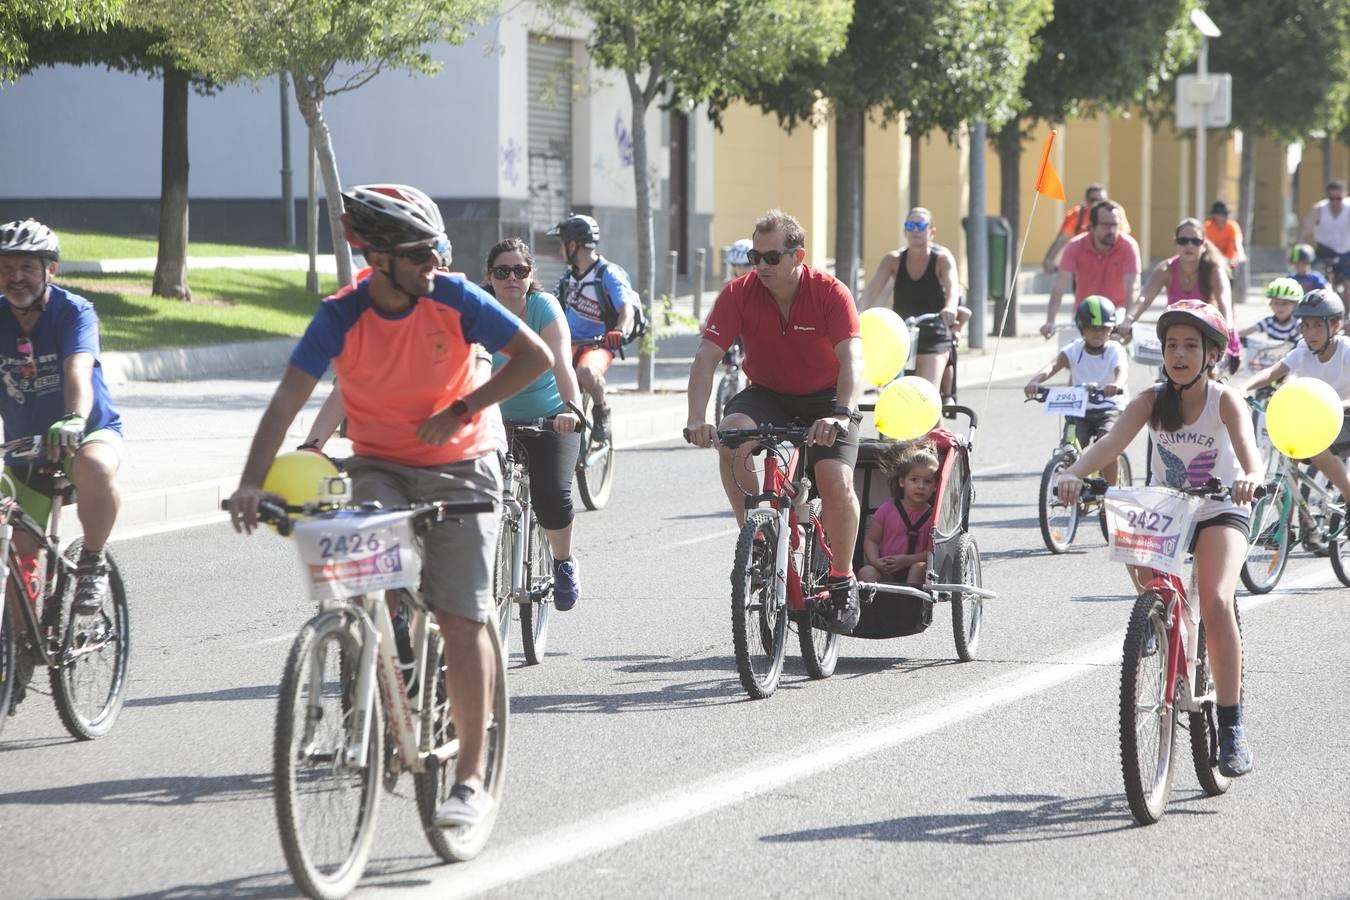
[484,238,586,610]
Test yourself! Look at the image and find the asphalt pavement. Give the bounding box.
[3,356,1347,899]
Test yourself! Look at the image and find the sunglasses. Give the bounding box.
[1175,236,1204,247]
[489,264,532,280]
[747,248,797,266]
[904,221,931,232]
[392,236,449,265]
[16,337,35,379]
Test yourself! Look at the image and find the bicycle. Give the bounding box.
[901,312,959,411]
[715,423,840,700]
[0,435,129,741]
[243,493,508,900]
[712,339,746,425]
[1084,476,1260,826]
[570,335,617,510]
[494,418,561,665]
[1028,383,1132,553]
[1241,393,1349,593]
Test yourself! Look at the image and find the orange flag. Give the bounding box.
[1034,130,1066,202]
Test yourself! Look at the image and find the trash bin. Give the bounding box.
[961,215,1015,336]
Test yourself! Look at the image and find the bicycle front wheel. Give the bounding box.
[1038,451,1079,553]
[731,510,788,699]
[950,533,983,661]
[576,395,616,511]
[1099,454,1133,540]
[50,542,130,740]
[1119,591,1177,825]
[1328,510,1350,587]
[491,524,512,647]
[1241,479,1292,594]
[275,611,381,900]
[417,619,509,862]
[520,519,553,666]
[796,502,839,680]
[0,600,15,738]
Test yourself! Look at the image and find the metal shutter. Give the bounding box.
[528,36,573,289]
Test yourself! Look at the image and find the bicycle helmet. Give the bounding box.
[1290,243,1316,264]
[0,219,60,261]
[725,239,752,268]
[1264,277,1304,302]
[340,184,446,251]
[1074,294,1118,328]
[262,450,340,507]
[547,214,600,247]
[1156,299,1229,348]
[1293,287,1345,320]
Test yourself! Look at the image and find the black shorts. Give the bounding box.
[1069,408,1121,447]
[914,317,955,356]
[724,385,860,470]
[1329,411,1350,457]
[1314,243,1350,278]
[1188,511,1250,553]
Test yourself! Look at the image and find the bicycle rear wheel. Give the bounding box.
[1038,451,1079,553]
[417,619,509,862]
[1241,479,1292,594]
[0,601,15,737]
[1327,511,1350,587]
[491,525,512,646]
[796,504,839,680]
[1119,591,1177,825]
[575,395,615,511]
[950,533,983,662]
[520,518,553,666]
[731,510,788,699]
[275,610,381,900]
[1189,617,1238,797]
[50,542,130,740]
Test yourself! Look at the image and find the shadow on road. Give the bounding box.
[125,684,279,708]
[0,771,271,807]
[761,792,1218,846]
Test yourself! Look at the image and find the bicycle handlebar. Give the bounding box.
[714,424,812,449]
[1078,476,1268,505]
[220,496,496,538]
[1027,383,1110,404]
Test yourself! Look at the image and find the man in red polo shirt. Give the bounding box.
[1040,199,1140,338]
[685,209,864,633]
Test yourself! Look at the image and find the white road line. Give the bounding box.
[669,526,740,548]
[373,572,1312,899]
[972,462,1012,477]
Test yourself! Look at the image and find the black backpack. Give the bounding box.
[556,259,650,346]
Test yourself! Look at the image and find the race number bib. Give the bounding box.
[1042,386,1088,418]
[1131,325,1164,366]
[1240,337,1294,375]
[1104,487,1203,575]
[293,510,421,602]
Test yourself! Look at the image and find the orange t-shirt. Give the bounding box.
[1204,218,1244,261]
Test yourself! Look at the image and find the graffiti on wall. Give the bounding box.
[614,112,634,168]
[500,137,523,188]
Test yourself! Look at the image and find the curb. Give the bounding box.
[102,338,295,385]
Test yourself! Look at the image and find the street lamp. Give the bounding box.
[1190,9,1221,221]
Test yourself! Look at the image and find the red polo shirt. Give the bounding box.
[1059,231,1141,306]
[703,265,859,395]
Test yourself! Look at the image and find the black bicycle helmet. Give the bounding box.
[1293,287,1345,320]
[1074,294,1118,329]
[547,214,600,247]
[340,184,446,251]
[1289,243,1316,264]
[0,219,60,261]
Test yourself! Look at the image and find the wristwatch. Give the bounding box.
[830,405,862,424]
[449,399,474,424]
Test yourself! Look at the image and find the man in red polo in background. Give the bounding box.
[684,209,865,633]
[1040,199,1141,338]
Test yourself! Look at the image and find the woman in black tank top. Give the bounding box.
[859,207,961,392]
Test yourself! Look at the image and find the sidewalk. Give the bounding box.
[86,272,1193,538]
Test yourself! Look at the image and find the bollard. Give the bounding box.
[666,250,679,310]
[693,247,706,321]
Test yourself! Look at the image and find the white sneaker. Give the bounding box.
[433,782,494,828]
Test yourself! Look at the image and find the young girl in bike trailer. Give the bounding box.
[857,441,939,587]
[1056,300,1262,778]
[1023,294,1128,485]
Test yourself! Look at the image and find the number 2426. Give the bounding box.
[319,533,380,557]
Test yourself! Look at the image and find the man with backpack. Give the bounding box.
[549,214,644,443]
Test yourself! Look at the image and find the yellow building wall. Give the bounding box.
[1251,135,1289,247]
[862,116,906,278]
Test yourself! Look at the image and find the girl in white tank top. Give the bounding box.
[1053,300,1264,779]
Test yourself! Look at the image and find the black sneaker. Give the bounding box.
[73,556,110,615]
[821,574,859,635]
[1218,724,1253,777]
[591,404,612,444]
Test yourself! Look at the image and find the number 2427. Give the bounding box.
[1124,510,1174,533]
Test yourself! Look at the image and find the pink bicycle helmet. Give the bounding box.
[1156,299,1228,348]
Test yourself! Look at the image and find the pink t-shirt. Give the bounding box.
[1060,232,1142,306]
[873,499,934,558]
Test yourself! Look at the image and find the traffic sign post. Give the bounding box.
[1182,9,1225,222]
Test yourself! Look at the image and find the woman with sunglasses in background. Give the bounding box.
[860,207,963,396]
[482,238,586,611]
[1121,217,1240,372]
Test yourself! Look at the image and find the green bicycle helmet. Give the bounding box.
[1290,243,1316,264]
[1074,294,1118,329]
[1264,277,1303,302]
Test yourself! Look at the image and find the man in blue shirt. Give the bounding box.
[0,219,123,614]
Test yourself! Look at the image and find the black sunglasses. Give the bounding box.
[1175,236,1204,247]
[747,248,797,266]
[489,264,532,280]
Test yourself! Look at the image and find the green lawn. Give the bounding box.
[60,230,297,261]
[59,270,339,352]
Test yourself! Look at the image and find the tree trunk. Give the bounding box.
[152,67,190,301]
[994,120,1023,335]
[1236,133,1256,305]
[908,131,921,209]
[293,74,353,287]
[625,72,657,393]
[834,105,863,300]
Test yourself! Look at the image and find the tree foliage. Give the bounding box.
[0,0,125,75]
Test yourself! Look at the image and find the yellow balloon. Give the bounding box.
[874,376,942,440]
[1266,378,1342,459]
[859,308,911,387]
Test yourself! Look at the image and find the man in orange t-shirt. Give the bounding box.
[1205,200,1247,269]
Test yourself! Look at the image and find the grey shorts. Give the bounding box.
[347,454,501,624]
